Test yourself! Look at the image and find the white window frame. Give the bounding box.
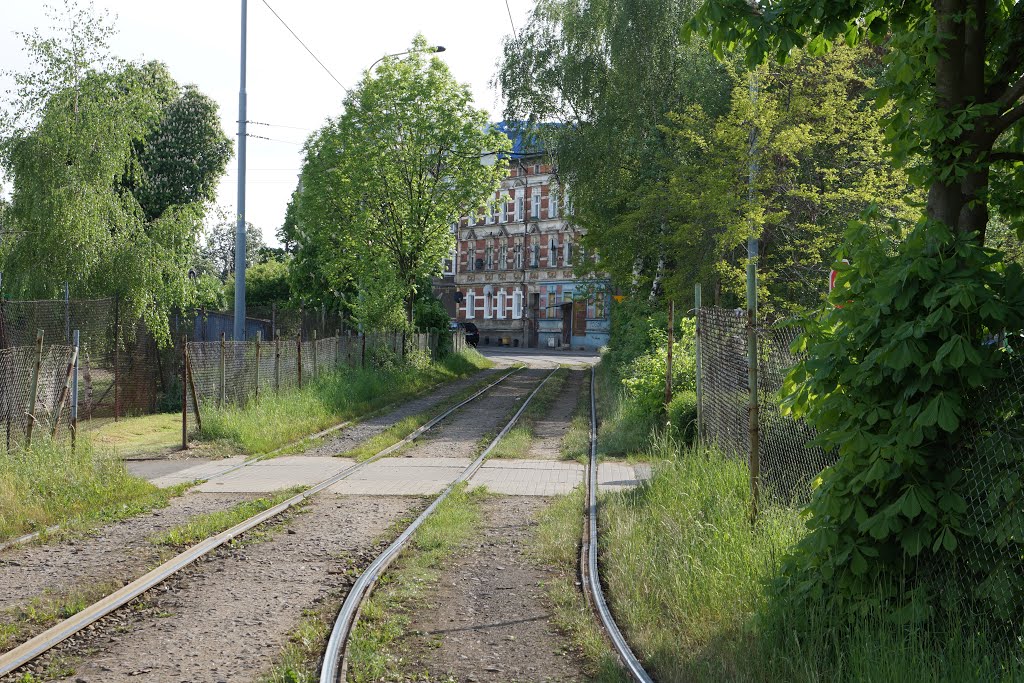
[500,196,508,223]
[483,287,494,319]
[548,237,558,266]
[515,193,524,222]
[497,290,507,319]
[467,246,476,272]
[548,187,559,219]
[514,242,523,269]
[531,242,539,267]
[531,188,540,219]
[564,236,572,265]
[466,291,476,319]
[512,290,523,319]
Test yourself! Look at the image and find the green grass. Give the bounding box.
[0,439,184,542]
[561,370,593,463]
[82,412,239,459]
[255,604,334,683]
[199,350,491,454]
[487,367,569,460]
[595,362,660,458]
[598,437,1024,682]
[346,485,489,682]
[150,488,305,547]
[0,579,123,651]
[531,488,629,681]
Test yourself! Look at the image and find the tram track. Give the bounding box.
[0,365,536,680]
[323,364,654,683]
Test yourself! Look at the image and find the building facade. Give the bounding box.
[452,152,611,351]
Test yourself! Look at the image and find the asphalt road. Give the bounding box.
[477,345,600,368]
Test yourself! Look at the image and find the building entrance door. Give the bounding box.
[561,303,572,346]
[572,300,587,338]
[529,294,540,348]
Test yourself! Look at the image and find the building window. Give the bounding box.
[485,245,494,270]
[548,237,558,266]
[547,290,558,318]
[484,287,493,319]
[515,193,524,222]
[531,189,540,219]
[498,244,508,270]
[564,185,573,215]
[531,242,539,267]
[564,237,572,265]
[497,290,506,319]
[548,187,559,219]
[467,246,476,272]
[500,196,508,223]
[466,291,476,319]
[514,242,523,269]
[512,289,523,319]
[595,291,607,320]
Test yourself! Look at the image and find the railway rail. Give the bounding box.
[0,366,528,678]
[323,364,654,683]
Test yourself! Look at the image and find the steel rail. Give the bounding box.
[0,367,522,677]
[320,367,560,683]
[0,369,503,554]
[583,365,654,683]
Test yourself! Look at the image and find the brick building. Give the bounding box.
[451,133,611,350]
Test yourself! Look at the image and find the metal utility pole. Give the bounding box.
[233,0,248,341]
[746,69,761,521]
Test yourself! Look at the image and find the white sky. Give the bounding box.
[0,0,533,246]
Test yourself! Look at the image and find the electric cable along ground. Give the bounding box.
[0,367,525,679]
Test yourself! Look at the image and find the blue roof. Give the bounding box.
[493,121,552,158]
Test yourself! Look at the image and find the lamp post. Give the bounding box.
[366,45,445,73]
[234,0,248,341]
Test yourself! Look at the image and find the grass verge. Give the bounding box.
[531,488,628,682]
[0,579,123,651]
[199,350,491,454]
[595,361,660,459]
[598,438,1024,682]
[0,439,185,543]
[149,487,306,548]
[561,370,593,463]
[345,485,489,682]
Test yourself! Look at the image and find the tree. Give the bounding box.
[196,207,265,281]
[690,0,1024,242]
[0,1,232,342]
[499,0,731,302]
[297,36,510,328]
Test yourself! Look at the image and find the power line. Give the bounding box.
[246,132,303,145]
[244,120,315,132]
[260,0,349,93]
[504,0,517,35]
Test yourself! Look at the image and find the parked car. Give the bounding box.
[461,322,480,348]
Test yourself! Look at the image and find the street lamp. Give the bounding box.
[366,45,446,73]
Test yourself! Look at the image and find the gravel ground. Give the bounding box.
[0,493,258,614]
[389,497,585,682]
[405,369,549,460]
[529,369,586,460]
[299,369,500,457]
[14,495,422,683]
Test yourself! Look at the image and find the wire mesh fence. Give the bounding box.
[697,304,1023,626]
[184,330,463,432]
[0,342,76,451]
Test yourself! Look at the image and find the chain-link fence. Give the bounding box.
[184,330,463,433]
[697,304,1023,626]
[0,341,76,451]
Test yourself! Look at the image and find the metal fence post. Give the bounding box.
[187,342,202,432]
[312,329,318,378]
[297,333,303,389]
[181,335,188,450]
[274,330,281,392]
[25,330,43,448]
[72,329,80,450]
[113,294,120,422]
[694,284,703,446]
[666,299,674,411]
[219,331,227,408]
[747,248,761,522]
[336,329,341,369]
[361,332,366,368]
[255,331,262,400]
[63,282,70,344]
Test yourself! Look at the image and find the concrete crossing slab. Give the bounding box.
[141,456,250,489]
[194,456,357,493]
[470,459,584,496]
[328,457,472,496]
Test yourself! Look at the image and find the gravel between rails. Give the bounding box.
[299,369,501,458]
[387,497,585,682]
[0,493,259,614]
[405,369,549,460]
[529,369,587,459]
[14,494,423,683]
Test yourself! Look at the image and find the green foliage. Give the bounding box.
[225,258,291,309]
[667,390,698,441]
[0,2,232,344]
[780,218,1024,623]
[296,36,510,327]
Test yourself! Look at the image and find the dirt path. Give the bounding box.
[301,369,500,457]
[389,497,585,682]
[0,493,257,613]
[10,495,420,683]
[530,369,586,460]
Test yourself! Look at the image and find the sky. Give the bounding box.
[0,0,534,246]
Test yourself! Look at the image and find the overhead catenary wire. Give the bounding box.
[504,0,518,35]
[260,0,349,93]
